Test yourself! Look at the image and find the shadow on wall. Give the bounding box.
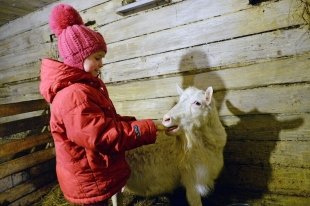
[169,50,304,206]
[210,103,304,206]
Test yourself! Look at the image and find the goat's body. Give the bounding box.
[126,130,225,195]
[124,88,226,206]
[125,134,179,196]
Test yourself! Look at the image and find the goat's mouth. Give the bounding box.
[166,125,179,134]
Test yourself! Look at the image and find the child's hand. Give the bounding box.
[153,120,165,131]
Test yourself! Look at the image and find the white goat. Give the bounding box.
[113,86,227,206]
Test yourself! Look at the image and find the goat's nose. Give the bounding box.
[162,114,171,125]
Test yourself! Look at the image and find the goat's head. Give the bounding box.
[162,86,214,136]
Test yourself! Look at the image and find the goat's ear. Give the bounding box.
[205,86,213,105]
[176,84,184,95]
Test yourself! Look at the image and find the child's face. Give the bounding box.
[83,51,106,77]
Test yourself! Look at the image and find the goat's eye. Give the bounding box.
[194,101,201,106]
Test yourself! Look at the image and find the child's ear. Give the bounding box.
[205,87,213,105]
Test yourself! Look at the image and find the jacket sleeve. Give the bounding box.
[61,100,157,154]
[116,114,137,122]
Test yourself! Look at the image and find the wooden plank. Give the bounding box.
[106,54,310,101]
[0,0,110,41]
[210,188,310,206]
[0,172,56,205]
[0,26,51,57]
[0,110,45,125]
[0,114,49,137]
[0,0,182,57]
[0,4,30,17]
[1,53,309,104]
[0,99,48,118]
[219,164,310,196]
[81,0,182,36]
[217,84,310,116]
[246,193,310,206]
[224,140,310,168]
[0,147,55,179]
[112,84,310,119]
[28,158,56,177]
[0,0,58,12]
[0,43,50,71]
[0,0,116,57]
[0,80,40,98]
[102,27,310,83]
[9,182,56,206]
[0,93,43,105]
[0,174,13,193]
[101,0,268,43]
[104,0,304,64]
[0,159,55,193]
[0,62,40,86]
[0,132,52,158]
[0,0,305,72]
[0,0,134,57]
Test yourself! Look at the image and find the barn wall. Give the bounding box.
[0,0,309,205]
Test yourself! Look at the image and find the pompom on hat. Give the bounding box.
[49,4,107,70]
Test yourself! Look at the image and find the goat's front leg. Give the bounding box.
[185,186,203,206]
[182,176,203,206]
[111,192,123,206]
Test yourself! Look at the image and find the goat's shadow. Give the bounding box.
[206,101,303,206]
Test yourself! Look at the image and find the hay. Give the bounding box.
[34,185,75,206]
[34,184,170,206]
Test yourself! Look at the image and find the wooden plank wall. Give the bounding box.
[0,0,309,205]
[0,100,55,206]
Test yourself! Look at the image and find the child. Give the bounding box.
[39,4,163,206]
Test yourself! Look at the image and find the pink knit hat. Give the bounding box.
[49,4,107,70]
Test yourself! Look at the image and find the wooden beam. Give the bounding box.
[0,172,56,204]
[224,140,310,168]
[0,99,48,118]
[103,0,296,45]
[0,0,304,72]
[0,114,49,137]
[0,62,41,86]
[219,164,310,196]
[104,0,304,64]
[0,132,52,158]
[102,27,310,83]
[0,0,248,57]
[210,187,310,206]
[112,84,310,119]
[1,34,309,103]
[0,147,55,179]
[0,43,50,71]
[0,159,55,193]
[9,182,56,206]
[106,54,310,102]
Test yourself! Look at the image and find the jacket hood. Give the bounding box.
[40,58,103,103]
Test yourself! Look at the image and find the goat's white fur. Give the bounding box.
[113,86,227,206]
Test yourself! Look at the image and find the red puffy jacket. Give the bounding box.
[39,59,157,205]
